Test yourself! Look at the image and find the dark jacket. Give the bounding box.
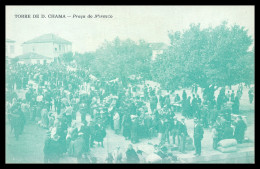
[158,120,166,133]
[194,123,204,140]
[178,122,188,136]
[223,126,234,139]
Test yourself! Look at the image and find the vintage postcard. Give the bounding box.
[5,5,254,163]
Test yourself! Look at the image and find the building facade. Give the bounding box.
[16,52,53,65]
[149,42,168,60]
[6,38,16,58]
[22,33,72,59]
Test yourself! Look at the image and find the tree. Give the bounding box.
[151,21,254,90]
[59,51,74,63]
[89,37,152,84]
[74,52,95,69]
[205,22,254,87]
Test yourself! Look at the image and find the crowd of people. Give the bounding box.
[6,61,253,163]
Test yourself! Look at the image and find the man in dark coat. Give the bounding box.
[122,113,132,140]
[191,95,199,118]
[174,94,181,103]
[248,87,254,104]
[222,121,234,140]
[183,97,192,118]
[182,90,187,102]
[131,116,139,144]
[10,102,26,140]
[193,118,204,156]
[217,88,225,110]
[171,116,180,146]
[164,118,171,145]
[178,117,188,153]
[150,94,158,113]
[79,120,90,152]
[94,122,106,147]
[234,116,247,144]
[158,117,166,145]
[232,96,240,114]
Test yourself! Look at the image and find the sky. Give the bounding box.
[6,6,254,56]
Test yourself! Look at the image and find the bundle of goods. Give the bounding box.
[146,153,162,163]
[217,139,237,153]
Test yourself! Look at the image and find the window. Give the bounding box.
[54,48,57,52]
[32,47,35,52]
[10,45,14,54]
[59,45,61,51]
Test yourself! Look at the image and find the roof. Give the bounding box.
[6,38,15,43]
[23,33,72,45]
[149,42,168,50]
[15,52,52,60]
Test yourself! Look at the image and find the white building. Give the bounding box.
[149,42,168,60]
[16,52,53,65]
[22,33,72,61]
[6,38,16,58]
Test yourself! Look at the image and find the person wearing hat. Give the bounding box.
[171,116,180,146]
[248,87,254,104]
[94,122,106,147]
[234,116,247,144]
[164,117,171,145]
[10,103,25,140]
[193,117,204,156]
[178,117,188,153]
[122,113,132,140]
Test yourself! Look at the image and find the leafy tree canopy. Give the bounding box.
[90,37,152,84]
[151,21,254,90]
